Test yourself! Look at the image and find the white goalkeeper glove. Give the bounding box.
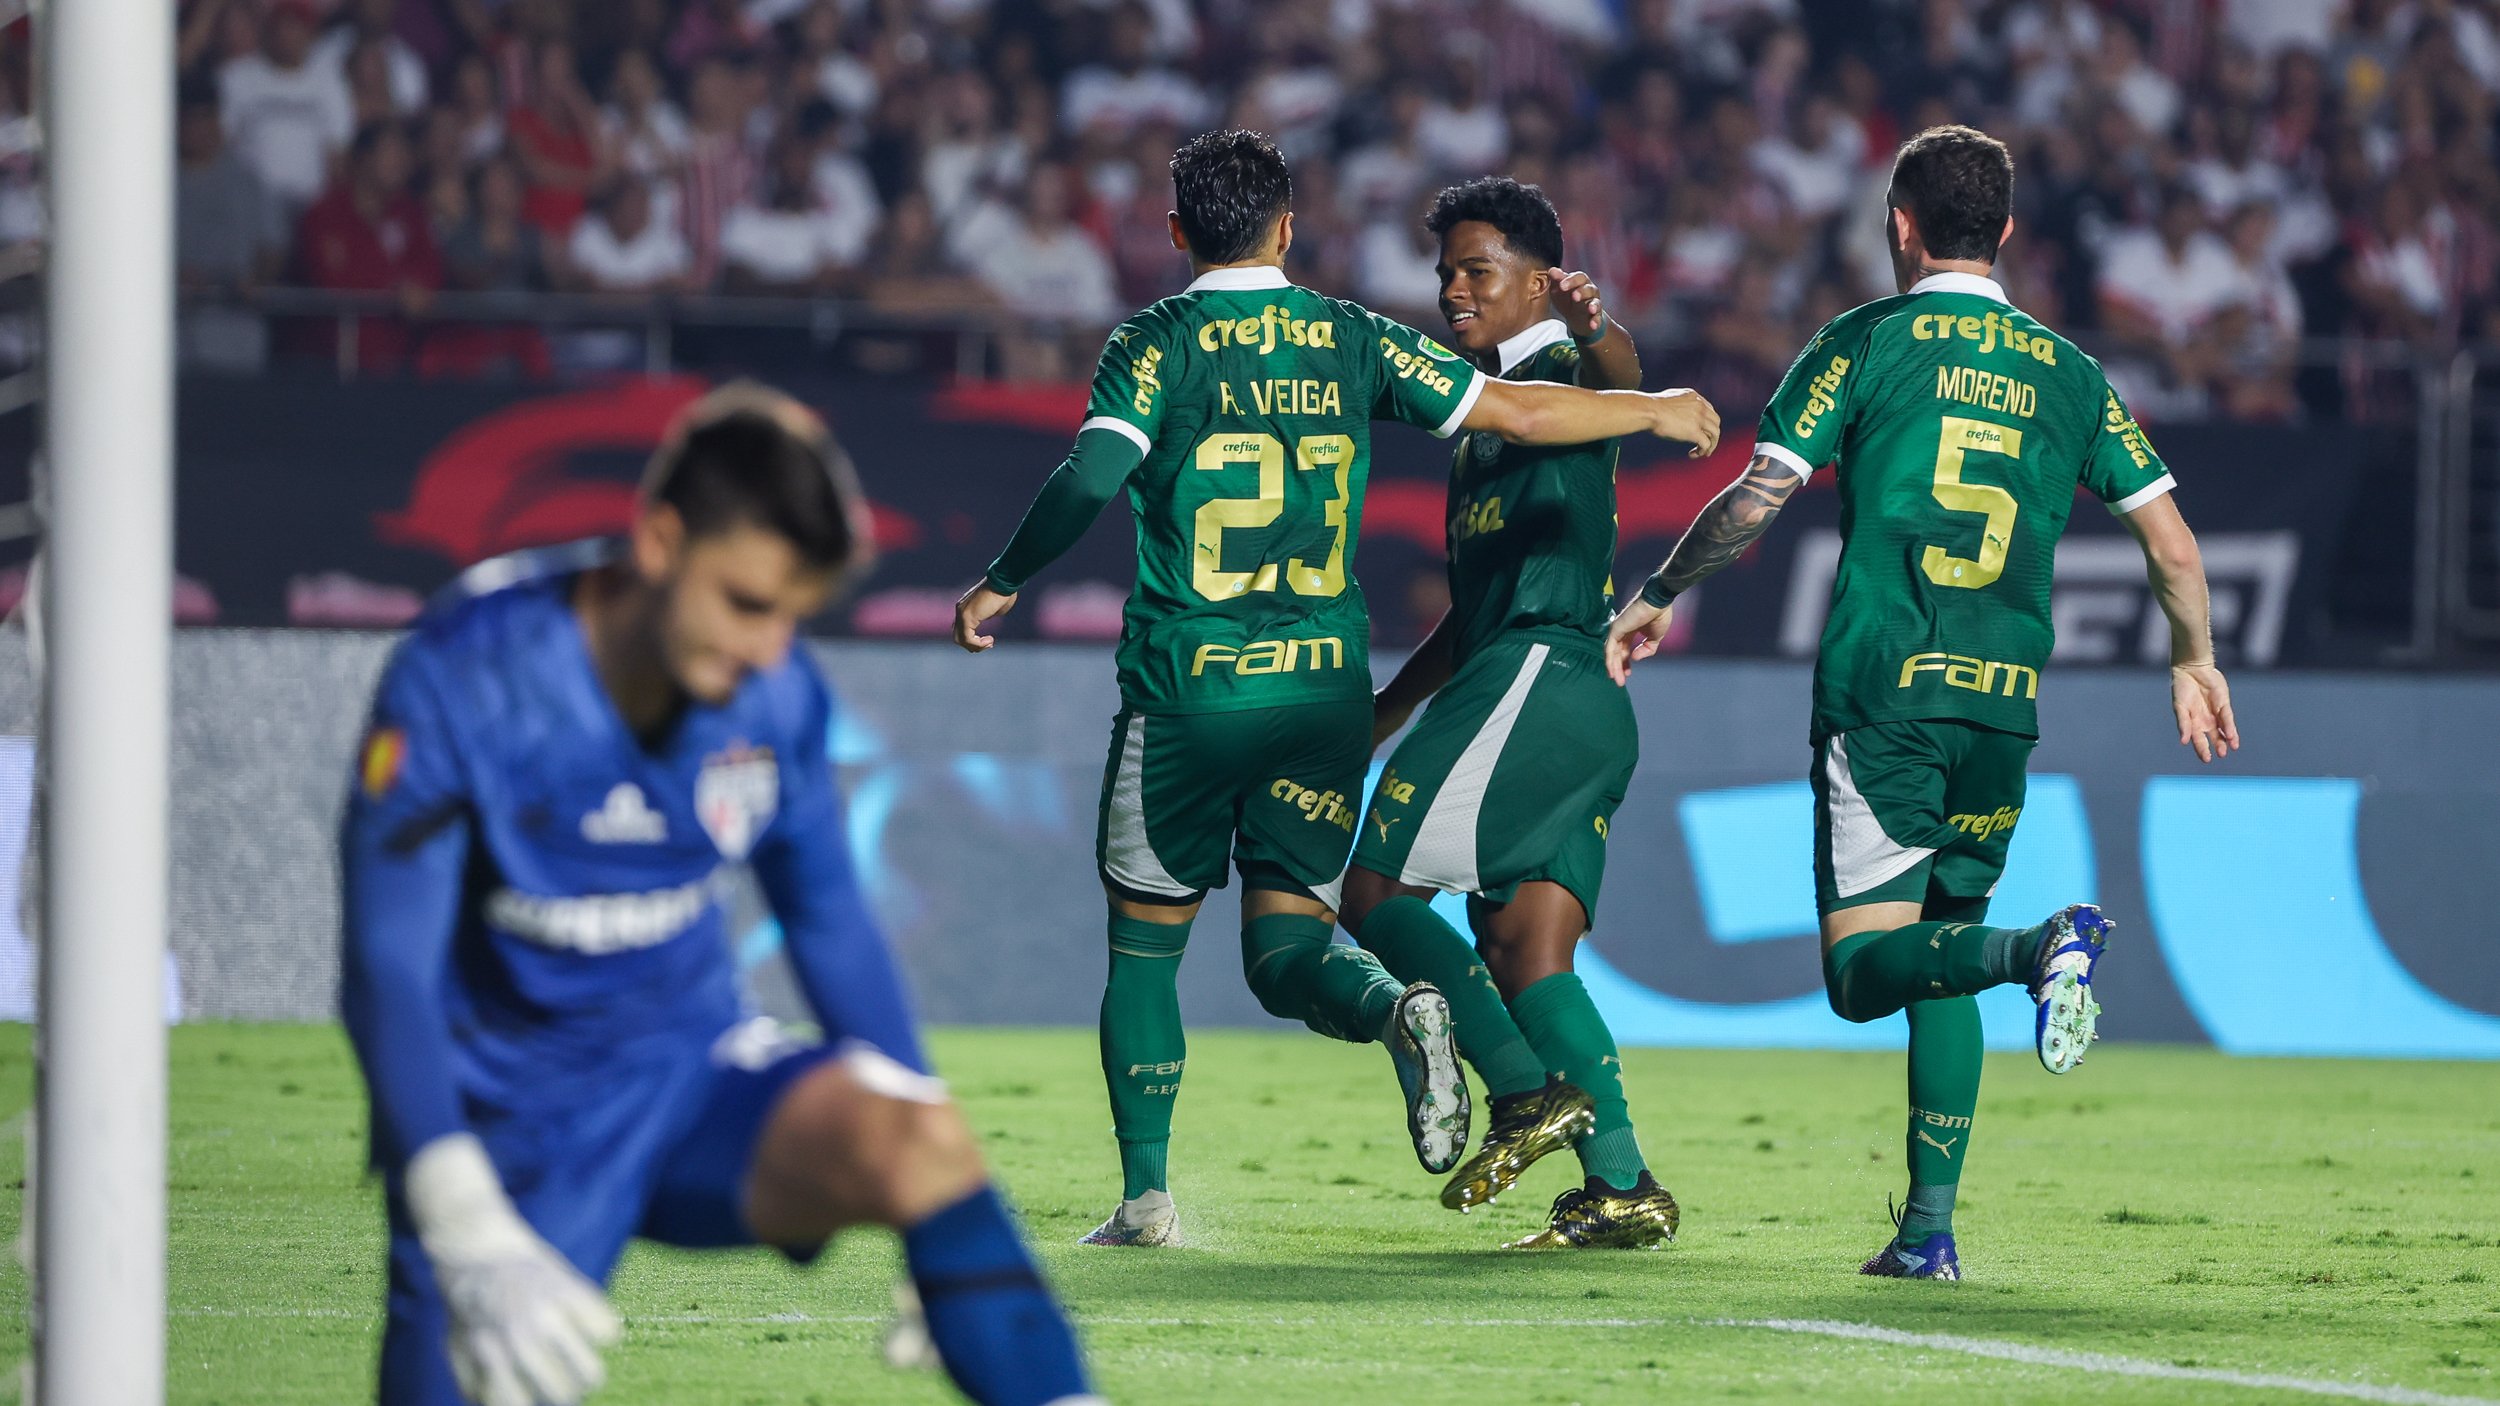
[404,1133,623,1406]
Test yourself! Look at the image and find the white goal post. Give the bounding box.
[34,0,174,1399]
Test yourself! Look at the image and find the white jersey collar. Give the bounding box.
[1185,264,1293,293]
[1908,270,2012,305]
[1494,318,1573,376]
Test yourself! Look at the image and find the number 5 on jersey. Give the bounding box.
[1924,415,2022,590]
[1192,431,1355,602]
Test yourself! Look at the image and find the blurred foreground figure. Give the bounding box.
[340,384,1099,1406]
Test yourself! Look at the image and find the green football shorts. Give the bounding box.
[1350,633,1636,924]
[1095,696,1370,907]
[1810,718,2036,915]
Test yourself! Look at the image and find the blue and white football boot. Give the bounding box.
[2030,903,2113,1075]
[1861,1229,1962,1281]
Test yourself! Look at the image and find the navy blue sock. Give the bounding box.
[902,1185,1092,1406]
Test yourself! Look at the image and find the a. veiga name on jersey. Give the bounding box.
[486,878,711,954]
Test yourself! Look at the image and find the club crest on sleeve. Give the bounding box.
[696,743,778,860]
[360,727,406,798]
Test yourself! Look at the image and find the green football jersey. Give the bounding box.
[1083,265,1487,715]
[1754,272,2175,741]
[1443,320,1620,669]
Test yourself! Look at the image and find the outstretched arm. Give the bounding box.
[2120,493,2240,762]
[1603,452,1807,683]
[1462,379,1719,455]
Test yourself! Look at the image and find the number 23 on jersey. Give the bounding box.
[1190,431,1355,602]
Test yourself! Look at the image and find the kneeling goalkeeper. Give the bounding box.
[339,385,1097,1406]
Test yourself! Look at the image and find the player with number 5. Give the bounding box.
[1605,125,2240,1282]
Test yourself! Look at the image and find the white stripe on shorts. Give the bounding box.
[1103,714,1193,898]
[1823,732,1935,900]
[1402,644,1548,895]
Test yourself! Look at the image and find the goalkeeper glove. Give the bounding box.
[404,1133,623,1406]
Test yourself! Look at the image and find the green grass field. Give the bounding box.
[3,1025,2498,1404]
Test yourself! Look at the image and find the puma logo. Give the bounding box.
[1370,809,1403,843]
[1916,1129,1960,1159]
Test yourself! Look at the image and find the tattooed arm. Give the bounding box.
[1602,452,1808,683]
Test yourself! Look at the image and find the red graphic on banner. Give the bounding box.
[374,375,920,565]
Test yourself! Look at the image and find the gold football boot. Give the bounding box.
[1501,1172,1680,1250]
[1439,1077,1595,1211]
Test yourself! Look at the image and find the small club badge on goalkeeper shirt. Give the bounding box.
[697,743,778,860]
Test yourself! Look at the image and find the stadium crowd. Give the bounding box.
[6,0,2497,415]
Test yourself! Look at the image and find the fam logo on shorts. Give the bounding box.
[696,743,778,860]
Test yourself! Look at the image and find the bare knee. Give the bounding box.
[867,1099,986,1227]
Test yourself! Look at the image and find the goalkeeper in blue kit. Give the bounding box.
[338,385,1097,1406]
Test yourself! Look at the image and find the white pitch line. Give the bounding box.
[163,1305,2500,1405]
[1733,1319,2499,1406]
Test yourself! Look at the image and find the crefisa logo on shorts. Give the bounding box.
[697,743,779,861]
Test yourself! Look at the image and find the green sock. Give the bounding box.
[1822,920,2039,1023]
[1102,912,1190,1199]
[1900,995,1982,1243]
[1356,896,1546,1097]
[1240,911,1402,1044]
[1509,972,1646,1191]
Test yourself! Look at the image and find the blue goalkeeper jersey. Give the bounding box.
[338,542,924,1172]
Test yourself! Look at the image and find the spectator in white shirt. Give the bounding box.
[1354,189,1442,323]
[970,161,1117,324]
[2186,106,2290,218]
[219,0,353,216]
[921,73,1030,224]
[309,0,427,118]
[2100,186,2244,346]
[2098,185,2241,414]
[567,177,691,293]
[1419,53,1508,174]
[2213,202,2303,419]
[719,107,881,292]
[603,49,689,231]
[1061,4,1212,137]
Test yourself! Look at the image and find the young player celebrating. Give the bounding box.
[341,385,1098,1406]
[1607,126,2239,1281]
[952,130,1720,1249]
[1338,177,1688,1250]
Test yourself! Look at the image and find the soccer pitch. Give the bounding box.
[2,1027,2495,1404]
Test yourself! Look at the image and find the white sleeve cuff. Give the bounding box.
[1753,440,1817,483]
[1079,415,1152,455]
[1431,368,1488,439]
[2107,473,2177,515]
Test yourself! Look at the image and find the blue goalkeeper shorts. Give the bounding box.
[377,1020,842,1406]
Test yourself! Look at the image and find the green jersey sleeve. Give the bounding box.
[2081,375,2178,514]
[1358,307,1486,438]
[1079,318,1173,456]
[1753,315,1871,481]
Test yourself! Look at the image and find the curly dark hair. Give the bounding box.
[1889,125,2014,264]
[1424,176,1564,269]
[1170,129,1292,265]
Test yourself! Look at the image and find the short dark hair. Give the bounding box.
[1170,129,1291,265]
[642,383,868,574]
[1424,176,1564,269]
[1889,124,2013,264]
